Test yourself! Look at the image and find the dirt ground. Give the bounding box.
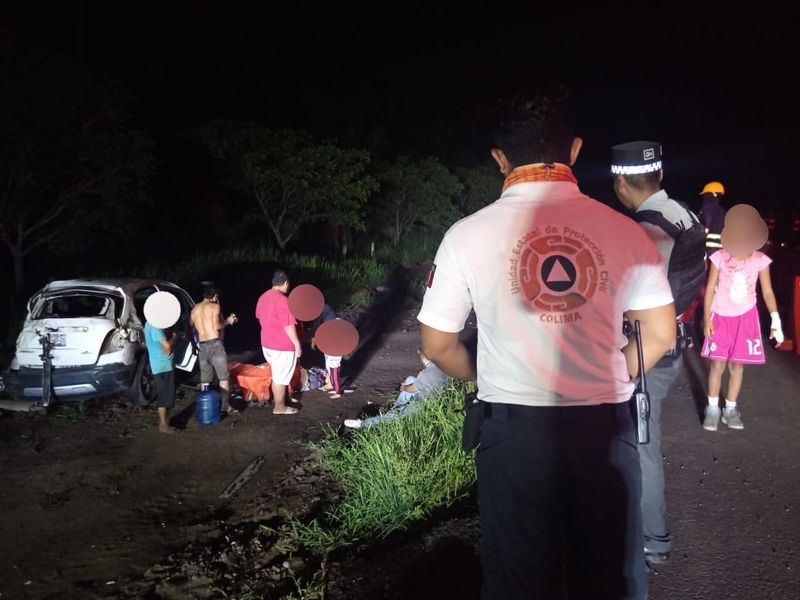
[0,272,433,599]
[1,274,799,599]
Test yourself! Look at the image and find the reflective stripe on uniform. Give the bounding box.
[706,232,722,248]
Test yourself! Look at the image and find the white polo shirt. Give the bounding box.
[418,178,673,407]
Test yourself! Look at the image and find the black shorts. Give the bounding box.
[153,370,175,408]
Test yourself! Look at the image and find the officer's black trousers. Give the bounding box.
[476,401,646,600]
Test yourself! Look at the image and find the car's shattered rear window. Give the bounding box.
[34,294,112,320]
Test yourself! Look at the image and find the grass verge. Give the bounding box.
[135,243,388,309]
[272,380,476,562]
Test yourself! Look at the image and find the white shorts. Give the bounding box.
[325,354,342,369]
[262,347,297,385]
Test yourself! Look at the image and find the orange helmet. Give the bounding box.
[701,181,725,195]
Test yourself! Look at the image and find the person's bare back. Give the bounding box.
[191,299,232,342]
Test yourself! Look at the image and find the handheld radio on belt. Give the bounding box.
[634,320,651,445]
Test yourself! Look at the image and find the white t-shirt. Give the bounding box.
[418,179,673,407]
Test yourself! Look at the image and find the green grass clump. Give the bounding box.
[281,381,476,559]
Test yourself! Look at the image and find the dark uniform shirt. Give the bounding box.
[699,201,725,255]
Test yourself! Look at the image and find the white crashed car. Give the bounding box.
[0,279,197,405]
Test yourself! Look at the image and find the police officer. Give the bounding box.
[611,141,707,567]
[419,89,676,600]
[699,181,726,256]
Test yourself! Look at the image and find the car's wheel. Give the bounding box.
[128,356,156,406]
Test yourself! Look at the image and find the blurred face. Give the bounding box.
[721,204,768,257]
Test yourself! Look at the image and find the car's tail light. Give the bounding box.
[99,330,127,356]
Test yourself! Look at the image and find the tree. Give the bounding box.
[374,157,463,246]
[454,162,504,216]
[197,121,376,250]
[0,45,155,298]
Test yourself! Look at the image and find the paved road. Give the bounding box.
[650,343,799,599]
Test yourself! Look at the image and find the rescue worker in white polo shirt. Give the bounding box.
[611,141,707,568]
[418,87,676,600]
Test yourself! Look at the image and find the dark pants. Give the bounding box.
[639,355,683,555]
[476,401,646,600]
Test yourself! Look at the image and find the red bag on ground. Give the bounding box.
[228,361,304,402]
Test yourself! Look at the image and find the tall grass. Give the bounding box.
[132,243,387,307]
[372,231,440,266]
[280,381,476,557]
[136,244,283,286]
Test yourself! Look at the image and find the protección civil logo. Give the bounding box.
[508,225,609,323]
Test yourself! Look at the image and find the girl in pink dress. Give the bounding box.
[700,248,783,430]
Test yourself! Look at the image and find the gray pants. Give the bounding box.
[639,354,683,555]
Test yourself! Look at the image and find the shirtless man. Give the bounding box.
[190,284,237,413]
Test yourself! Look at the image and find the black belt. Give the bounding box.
[482,402,562,420]
[482,400,632,420]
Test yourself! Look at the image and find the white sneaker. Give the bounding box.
[703,405,721,431]
[344,419,362,429]
[722,407,744,430]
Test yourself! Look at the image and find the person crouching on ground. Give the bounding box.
[255,269,301,415]
[190,283,238,414]
[144,319,177,433]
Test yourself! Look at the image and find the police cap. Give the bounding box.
[611,141,663,175]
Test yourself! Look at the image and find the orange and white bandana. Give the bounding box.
[502,163,577,191]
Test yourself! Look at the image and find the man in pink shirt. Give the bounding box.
[255,270,302,414]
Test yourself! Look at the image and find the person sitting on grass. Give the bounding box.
[344,350,450,429]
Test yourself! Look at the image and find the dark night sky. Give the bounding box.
[4,1,800,215]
